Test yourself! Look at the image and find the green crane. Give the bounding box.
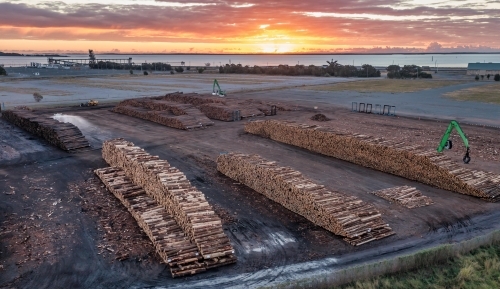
[437,120,471,164]
[212,79,226,97]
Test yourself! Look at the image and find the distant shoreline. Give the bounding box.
[2,52,500,56]
[0,52,68,57]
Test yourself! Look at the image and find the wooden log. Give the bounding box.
[216,153,394,246]
[94,166,236,277]
[2,109,90,152]
[244,120,500,201]
[369,186,433,208]
[101,139,236,260]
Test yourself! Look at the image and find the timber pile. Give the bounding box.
[162,92,265,121]
[160,92,226,106]
[217,153,394,246]
[2,109,90,152]
[245,120,500,201]
[198,103,234,121]
[94,167,235,277]
[112,104,213,129]
[370,186,433,208]
[101,139,236,261]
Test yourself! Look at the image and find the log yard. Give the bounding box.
[0,72,499,288]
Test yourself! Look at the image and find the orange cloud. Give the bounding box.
[0,1,499,53]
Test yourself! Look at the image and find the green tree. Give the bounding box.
[0,66,7,76]
[386,65,401,79]
[359,64,380,77]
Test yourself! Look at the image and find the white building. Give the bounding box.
[467,63,500,75]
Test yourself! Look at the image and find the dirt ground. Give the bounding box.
[1,87,500,288]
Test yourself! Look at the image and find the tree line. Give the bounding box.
[219,61,381,77]
[386,65,433,79]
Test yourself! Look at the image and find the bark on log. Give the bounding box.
[369,186,433,208]
[244,120,500,201]
[94,167,236,277]
[101,139,235,260]
[216,153,394,246]
[2,109,90,152]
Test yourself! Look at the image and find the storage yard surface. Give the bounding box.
[1,74,500,288]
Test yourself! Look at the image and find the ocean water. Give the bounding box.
[1,53,499,68]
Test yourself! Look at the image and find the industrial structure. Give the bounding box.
[466,63,500,75]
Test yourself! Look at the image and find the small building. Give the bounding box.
[467,63,500,75]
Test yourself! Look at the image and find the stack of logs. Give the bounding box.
[2,109,90,152]
[112,97,214,130]
[100,138,236,275]
[95,167,209,277]
[369,186,433,209]
[245,120,500,201]
[216,153,394,246]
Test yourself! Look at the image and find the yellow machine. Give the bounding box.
[80,99,98,107]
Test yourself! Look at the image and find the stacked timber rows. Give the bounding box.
[369,186,433,209]
[217,153,395,246]
[100,138,235,276]
[114,92,273,124]
[245,120,500,201]
[161,93,264,121]
[112,97,214,129]
[95,167,209,277]
[2,109,90,152]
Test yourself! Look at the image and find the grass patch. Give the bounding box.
[304,79,466,93]
[265,229,500,289]
[444,82,500,104]
[340,245,500,289]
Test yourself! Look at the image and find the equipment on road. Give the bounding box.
[80,99,98,107]
[437,120,471,164]
[212,79,226,97]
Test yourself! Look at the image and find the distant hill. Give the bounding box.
[0,52,68,57]
[0,52,23,56]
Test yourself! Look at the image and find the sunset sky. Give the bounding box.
[1,0,500,54]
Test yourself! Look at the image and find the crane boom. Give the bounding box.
[437,120,470,164]
[212,79,226,97]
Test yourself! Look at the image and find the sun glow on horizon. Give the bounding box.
[259,43,295,53]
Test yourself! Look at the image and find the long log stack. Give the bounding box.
[217,153,394,246]
[2,109,90,152]
[101,139,236,262]
[369,186,433,209]
[160,92,226,106]
[112,97,214,130]
[162,92,265,121]
[94,167,235,277]
[244,120,500,201]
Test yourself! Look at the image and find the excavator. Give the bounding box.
[437,120,471,164]
[212,79,226,97]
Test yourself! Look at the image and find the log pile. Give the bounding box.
[198,103,234,121]
[101,139,236,261]
[244,120,500,201]
[94,167,205,277]
[369,186,433,208]
[216,153,394,246]
[160,92,226,106]
[162,92,265,121]
[2,109,90,152]
[112,102,213,129]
